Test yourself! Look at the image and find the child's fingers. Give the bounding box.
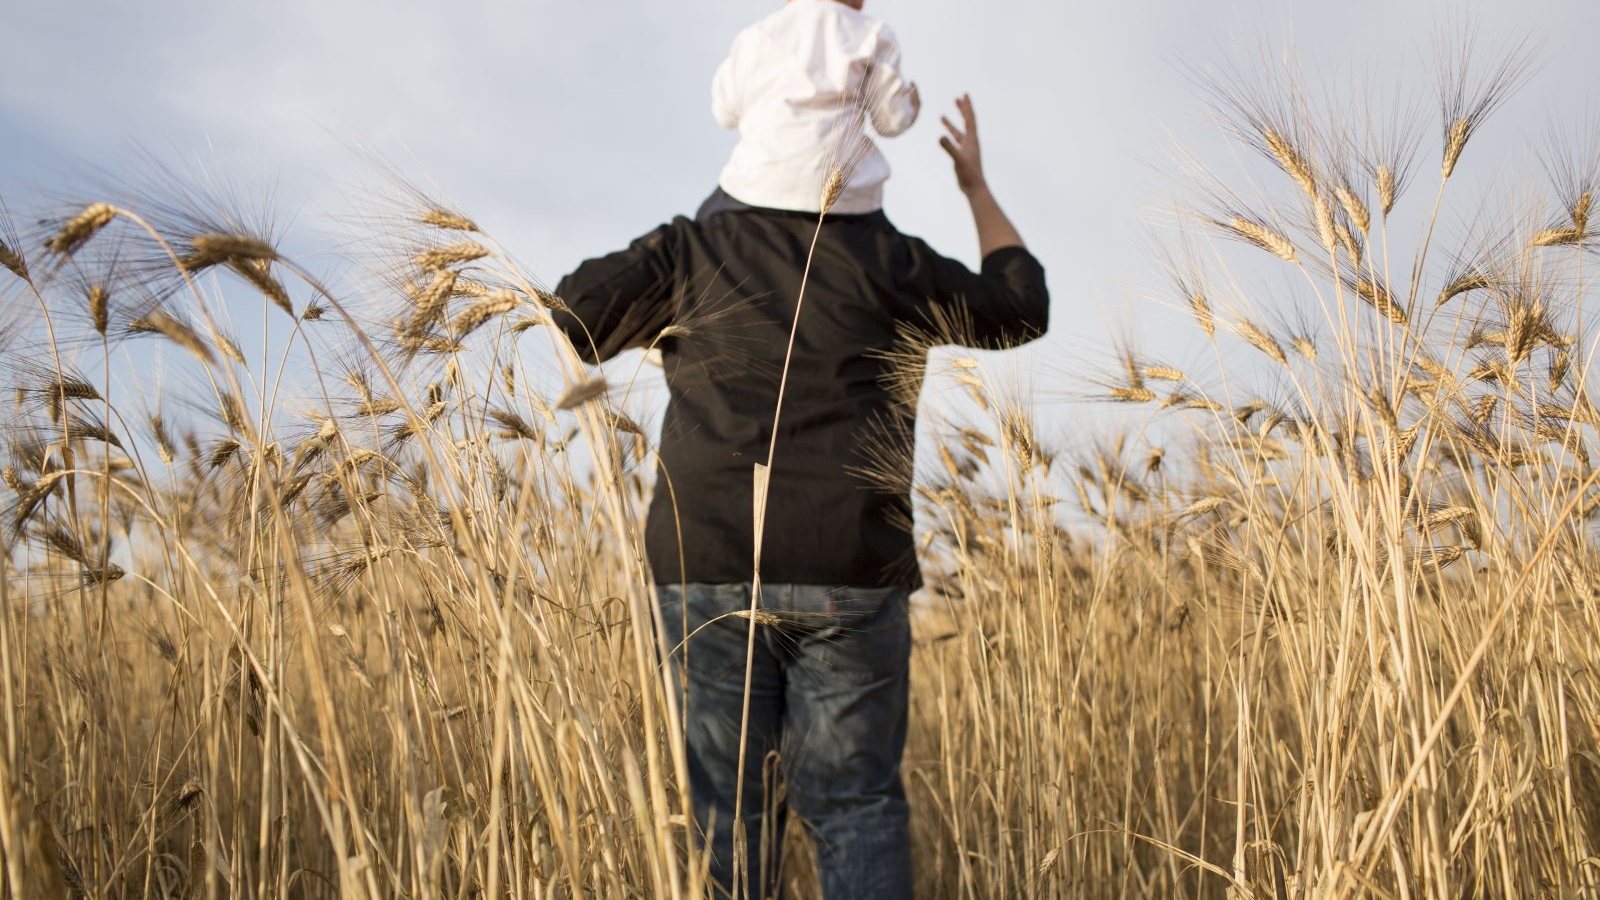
[940,115,964,142]
[939,136,958,159]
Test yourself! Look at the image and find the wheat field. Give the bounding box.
[2,42,1599,900]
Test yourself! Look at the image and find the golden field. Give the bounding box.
[2,45,1598,898]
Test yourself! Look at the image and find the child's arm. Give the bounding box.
[711,31,750,130]
[865,28,920,138]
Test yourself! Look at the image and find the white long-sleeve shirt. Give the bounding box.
[712,0,920,214]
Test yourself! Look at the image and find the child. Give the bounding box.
[708,0,920,215]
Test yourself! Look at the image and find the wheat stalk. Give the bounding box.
[556,375,609,410]
[46,202,116,256]
[0,240,28,281]
[1442,117,1470,179]
[1235,319,1288,365]
[1219,217,1297,262]
[415,241,490,272]
[1376,165,1398,216]
[129,312,215,364]
[420,209,479,232]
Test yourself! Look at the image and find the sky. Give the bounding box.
[3,0,1599,446]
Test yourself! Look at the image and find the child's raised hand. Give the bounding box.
[938,94,987,195]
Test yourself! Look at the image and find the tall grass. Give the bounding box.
[1,38,1598,899]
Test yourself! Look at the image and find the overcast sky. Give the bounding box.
[3,0,1598,440]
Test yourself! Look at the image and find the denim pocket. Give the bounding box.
[661,582,762,685]
[808,587,910,687]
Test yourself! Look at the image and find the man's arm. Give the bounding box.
[939,94,1024,258]
[552,222,681,364]
[902,235,1049,350]
[897,95,1045,350]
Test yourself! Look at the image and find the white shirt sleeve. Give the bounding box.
[866,26,919,138]
[711,31,748,130]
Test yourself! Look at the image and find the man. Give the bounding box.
[553,96,1048,899]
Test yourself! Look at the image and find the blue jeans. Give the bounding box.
[658,583,913,900]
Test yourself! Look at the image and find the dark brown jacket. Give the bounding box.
[555,201,1048,587]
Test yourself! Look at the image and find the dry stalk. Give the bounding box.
[415,241,490,272]
[46,203,116,255]
[1235,319,1288,365]
[1220,217,1297,262]
[556,376,609,410]
[1442,117,1470,180]
[420,209,479,232]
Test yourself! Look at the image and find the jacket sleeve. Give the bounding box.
[898,240,1050,350]
[866,28,919,138]
[552,221,682,364]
